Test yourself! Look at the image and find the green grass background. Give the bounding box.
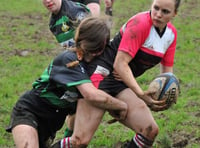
[0,0,200,147]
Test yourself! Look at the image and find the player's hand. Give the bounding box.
[107,102,128,124]
[108,107,127,121]
[112,70,122,81]
[139,91,167,112]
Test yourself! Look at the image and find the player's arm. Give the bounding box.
[76,82,127,120]
[114,51,144,96]
[113,51,166,111]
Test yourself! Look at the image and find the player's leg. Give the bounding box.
[64,114,75,137]
[52,99,105,148]
[6,95,40,148]
[12,124,39,148]
[117,88,158,147]
[7,91,69,148]
[72,99,105,146]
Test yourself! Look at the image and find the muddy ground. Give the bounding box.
[1,0,200,147]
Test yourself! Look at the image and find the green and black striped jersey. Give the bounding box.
[32,50,91,108]
[49,0,90,47]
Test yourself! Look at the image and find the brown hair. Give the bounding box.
[74,17,110,53]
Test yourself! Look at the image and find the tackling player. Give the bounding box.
[6,17,128,148]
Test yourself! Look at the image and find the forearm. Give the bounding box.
[114,61,144,96]
[77,83,127,111]
[114,51,144,96]
[87,89,127,111]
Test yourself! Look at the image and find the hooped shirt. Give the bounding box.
[32,50,91,108]
[118,11,177,76]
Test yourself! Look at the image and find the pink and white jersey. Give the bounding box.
[119,11,177,67]
[88,11,178,91]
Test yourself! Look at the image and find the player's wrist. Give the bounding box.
[136,90,145,98]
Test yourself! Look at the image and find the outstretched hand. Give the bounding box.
[112,70,122,81]
[106,110,126,124]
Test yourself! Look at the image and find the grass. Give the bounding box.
[0,0,200,147]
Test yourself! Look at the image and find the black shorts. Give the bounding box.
[72,0,100,5]
[6,90,77,147]
[88,45,128,96]
[94,74,128,97]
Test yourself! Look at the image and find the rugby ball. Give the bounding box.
[148,72,180,108]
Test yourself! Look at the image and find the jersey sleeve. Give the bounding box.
[118,13,150,58]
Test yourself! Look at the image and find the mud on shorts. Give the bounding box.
[6,90,77,148]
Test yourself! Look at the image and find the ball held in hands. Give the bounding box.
[148,72,180,108]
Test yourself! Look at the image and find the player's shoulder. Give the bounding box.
[129,11,150,22]
[54,50,77,64]
[62,50,77,60]
[127,11,151,27]
[125,11,151,34]
[62,0,90,15]
[61,0,90,26]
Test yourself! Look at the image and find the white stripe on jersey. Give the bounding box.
[93,65,110,77]
[143,26,175,54]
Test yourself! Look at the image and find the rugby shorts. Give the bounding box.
[6,90,76,147]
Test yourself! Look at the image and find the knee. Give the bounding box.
[144,122,159,140]
[137,104,159,139]
[135,123,159,147]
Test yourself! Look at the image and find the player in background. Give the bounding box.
[51,0,181,147]
[103,0,115,16]
[43,0,91,48]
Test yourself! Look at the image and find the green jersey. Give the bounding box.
[49,0,90,47]
[32,50,91,108]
